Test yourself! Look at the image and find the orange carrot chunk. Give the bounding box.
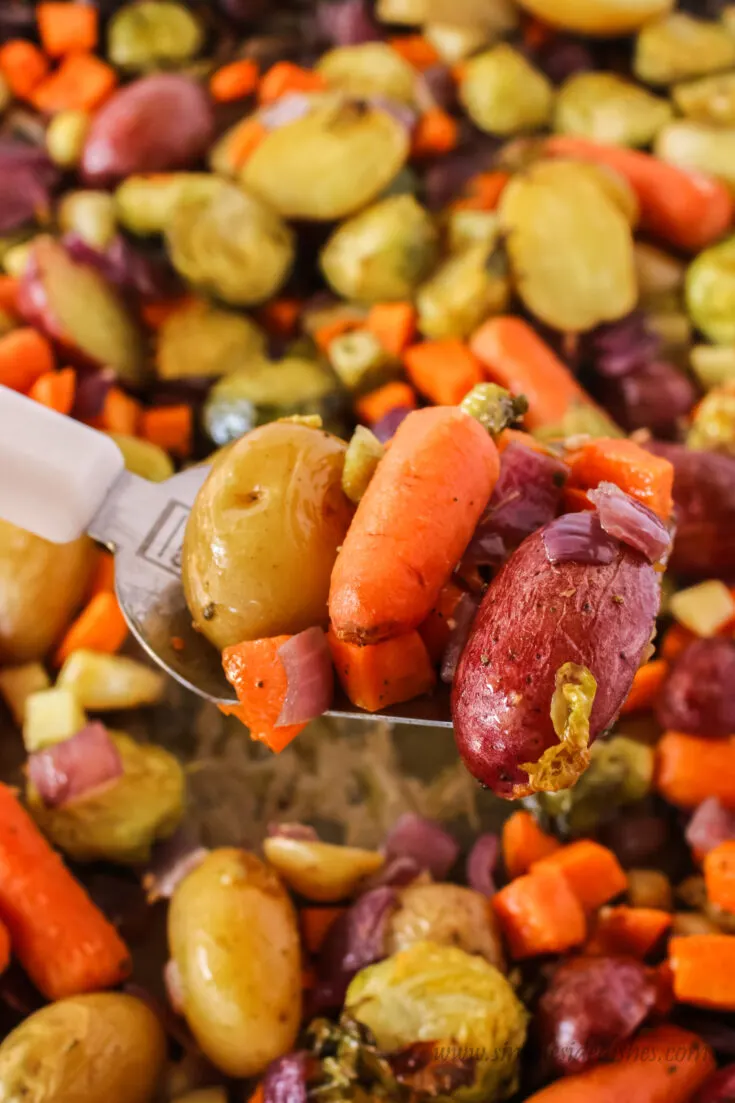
[388,35,440,70]
[210,58,259,102]
[0,328,55,392]
[669,934,735,1010]
[524,1025,715,1103]
[656,732,735,810]
[404,339,484,406]
[31,52,117,113]
[300,907,346,954]
[259,62,327,104]
[53,591,128,667]
[0,277,20,318]
[89,550,115,598]
[501,809,560,881]
[491,866,587,960]
[453,171,511,212]
[367,302,416,356]
[565,437,674,520]
[417,580,465,665]
[140,404,192,458]
[27,367,76,414]
[222,636,309,753]
[0,40,49,99]
[96,387,141,436]
[0,783,131,999]
[411,108,459,157]
[328,627,435,712]
[591,905,672,960]
[531,840,628,912]
[222,117,268,170]
[620,659,669,715]
[355,381,417,426]
[704,840,735,914]
[37,3,99,57]
[661,623,696,662]
[141,295,197,331]
[330,406,500,644]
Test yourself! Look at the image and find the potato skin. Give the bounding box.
[452,526,660,798]
[0,522,96,664]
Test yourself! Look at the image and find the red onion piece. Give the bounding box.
[370,97,418,133]
[384,814,459,879]
[536,36,594,83]
[417,65,457,113]
[267,822,319,841]
[275,627,334,727]
[28,722,124,808]
[588,482,671,563]
[361,854,423,892]
[317,0,380,45]
[371,405,412,443]
[310,887,396,1013]
[0,141,59,234]
[163,960,185,1016]
[601,360,699,437]
[592,312,660,379]
[692,1064,735,1103]
[466,833,499,897]
[657,638,735,737]
[263,1052,308,1103]
[259,93,314,131]
[440,591,481,684]
[142,827,209,904]
[71,367,116,421]
[542,510,620,565]
[63,233,179,300]
[686,798,735,857]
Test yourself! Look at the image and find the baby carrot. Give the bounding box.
[37,3,99,57]
[367,302,416,356]
[620,659,669,715]
[355,381,417,425]
[0,783,131,999]
[27,366,76,414]
[140,404,193,458]
[53,591,128,667]
[141,295,196,331]
[258,62,326,104]
[656,732,735,809]
[328,627,435,711]
[669,934,735,1010]
[0,328,55,392]
[31,52,117,114]
[0,40,48,99]
[411,108,459,157]
[329,406,500,644]
[210,58,259,102]
[218,117,268,171]
[501,809,560,880]
[404,339,484,406]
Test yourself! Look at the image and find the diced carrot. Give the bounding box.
[388,35,440,70]
[0,40,49,99]
[141,295,196,330]
[257,298,302,338]
[501,809,560,881]
[524,1025,715,1103]
[661,623,697,662]
[496,427,550,455]
[620,659,669,716]
[140,405,192,458]
[328,627,435,712]
[27,366,76,414]
[0,916,9,976]
[367,302,416,356]
[0,328,55,393]
[210,58,259,102]
[221,636,309,753]
[0,277,20,318]
[259,62,327,104]
[97,387,141,436]
[411,108,459,157]
[0,782,131,999]
[404,339,484,406]
[656,733,735,810]
[89,550,115,598]
[590,905,672,960]
[565,437,674,520]
[31,52,117,113]
[53,591,128,668]
[314,316,363,354]
[453,171,511,212]
[300,907,345,954]
[418,580,465,664]
[470,316,594,431]
[355,381,417,426]
[704,840,735,914]
[562,486,593,513]
[221,117,268,170]
[37,3,98,57]
[531,840,628,912]
[491,865,587,960]
[669,934,735,1010]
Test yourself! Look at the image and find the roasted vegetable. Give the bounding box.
[317,43,418,104]
[635,13,735,85]
[56,651,165,710]
[387,882,505,970]
[108,433,175,481]
[460,45,553,136]
[686,235,735,346]
[688,385,735,454]
[22,687,86,753]
[655,121,735,192]
[674,71,735,125]
[554,73,672,147]
[156,300,266,379]
[108,1,204,71]
[58,191,117,249]
[512,0,673,36]
[342,426,385,503]
[115,173,224,235]
[263,837,384,902]
[416,243,509,340]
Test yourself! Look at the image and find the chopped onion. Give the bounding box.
[466,833,499,897]
[686,798,735,857]
[276,627,334,727]
[143,827,209,904]
[361,854,423,891]
[267,822,319,841]
[310,886,397,1013]
[259,93,314,131]
[63,232,179,299]
[0,141,58,234]
[589,482,671,563]
[440,591,480,684]
[601,360,698,436]
[27,722,124,809]
[371,405,412,443]
[384,814,459,879]
[263,1052,308,1103]
[592,312,660,379]
[542,511,620,565]
[316,0,380,45]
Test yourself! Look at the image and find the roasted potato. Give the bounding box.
[460,45,553,136]
[387,882,505,970]
[263,837,384,902]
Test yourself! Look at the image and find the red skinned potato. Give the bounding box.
[657,639,735,738]
[692,1064,735,1103]
[452,521,660,798]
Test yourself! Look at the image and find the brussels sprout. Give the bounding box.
[166,182,294,306]
[673,71,735,125]
[416,243,510,340]
[342,426,384,503]
[109,1,204,71]
[203,357,343,445]
[635,14,735,86]
[499,159,637,333]
[655,121,735,192]
[317,43,418,105]
[345,942,528,1101]
[46,110,90,168]
[263,837,384,902]
[388,883,505,970]
[460,45,553,136]
[327,330,396,392]
[447,210,501,253]
[532,735,654,836]
[508,0,673,36]
[58,191,117,250]
[424,22,493,64]
[27,731,184,864]
[687,384,735,454]
[320,195,439,303]
[686,235,735,345]
[157,300,266,380]
[691,344,735,389]
[107,433,175,481]
[554,72,672,147]
[242,96,410,221]
[115,173,224,235]
[461,382,528,436]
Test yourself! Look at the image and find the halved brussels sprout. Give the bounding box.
[674,71,735,125]
[687,383,735,454]
[115,173,224,236]
[446,209,501,253]
[263,837,384,902]
[203,357,343,445]
[58,191,118,250]
[635,13,735,86]
[499,159,637,333]
[388,883,505,970]
[510,0,673,36]
[346,941,528,1102]
[317,43,418,105]
[157,300,266,380]
[327,330,396,392]
[554,72,672,147]
[686,235,735,345]
[342,426,384,503]
[655,121,735,192]
[27,731,184,864]
[108,1,204,71]
[166,182,294,306]
[320,195,439,303]
[242,96,410,221]
[416,242,510,340]
[460,45,553,136]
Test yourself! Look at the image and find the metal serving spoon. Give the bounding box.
[0,385,451,726]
